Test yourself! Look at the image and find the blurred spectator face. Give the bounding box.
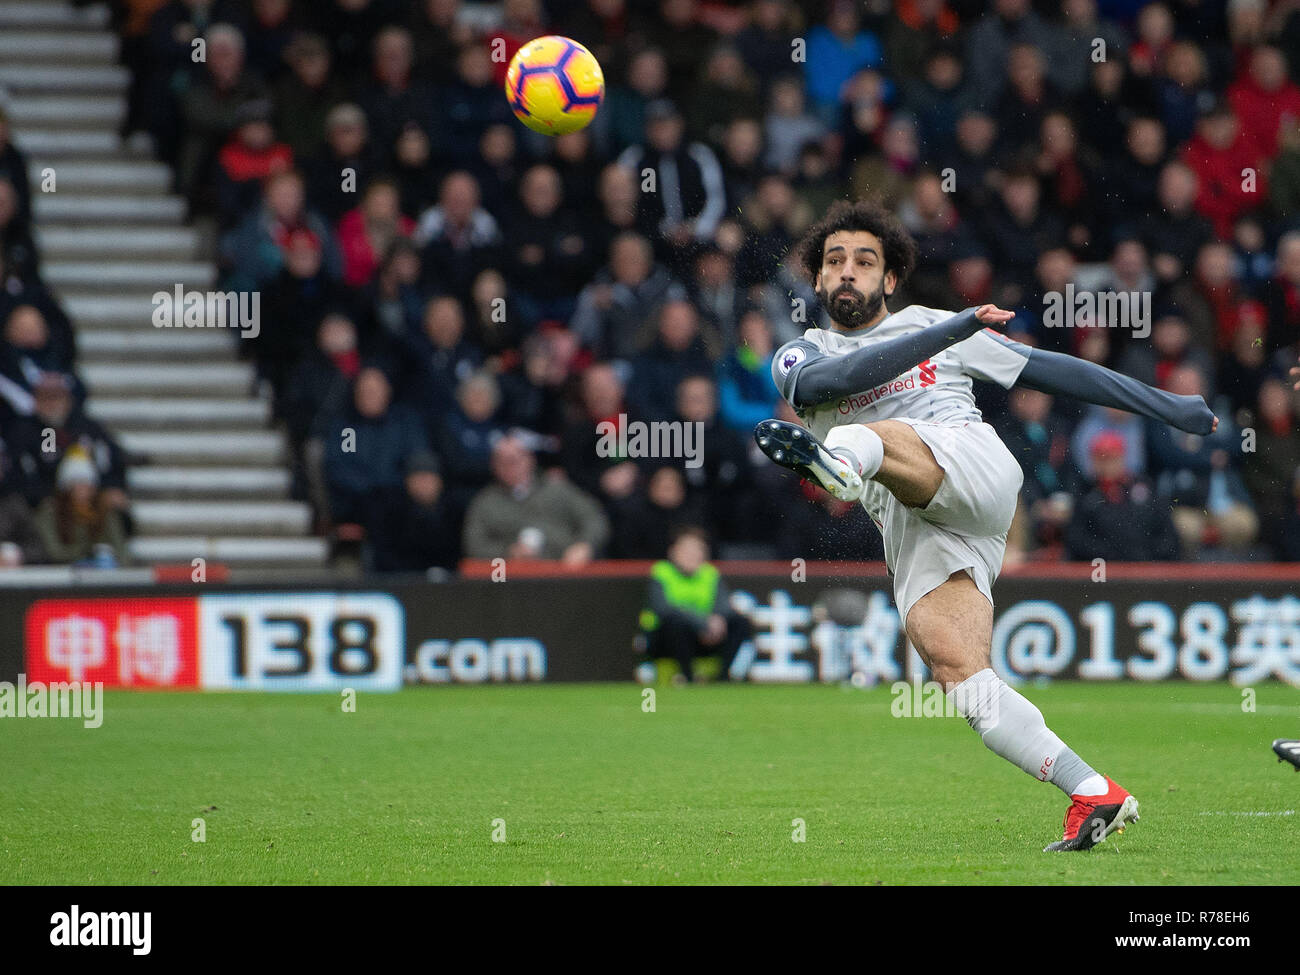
[694,248,731,287]
[1235,217,1265,253]
[610,234,652,285]
[406,469,443,506]
[1199,110,1238,150]
[1036,248,1076,292]
[440,173,480,224]
[423,296,464,347]
[554,130,590,162]
[327,108,368,157]
[284,231,323,277]
[1127,118,1165,164]
[4,305,48,349]
[827,0,860,38]
[503,0,542,26]
[658,301,698,350]
[912,173,947,219]
[714,218,745,254]
[843,69,884,106]
[0,180,17,228]
[479,124,516,165]
[599,163,637,215]
[756,175,795,222]
[1137,3,1174,47]
[581,363,624,416]
[385,242,420,283]
[373,27,413,87]
[237,118,275,151]
[34,381,73,426]
[1229,0,1266,45]
[1041,113,1076,158]
[362,182,401,223]
[1007,44,1045,94]
[289,37,331,88]
[1011,387,1052,424]
[1196,241,1235,287]
[950,256,991,302]
[1258,378,1292,425]
[705,48,746,87]
[1002,175,1040,222]
[1112,239,1148,282]
[1152,316,1190,358]
[318,314,357,353]
[1079,327,1110,364]
[354,368,392,418]
[995,0,1030,17]
[956,113,996,156]
[1166,365,1204,398]
[521,165,562,218]
[737,311,773,356]
[754,0,787,30]
[1090,58,1123,97]
[472,268,507,312]
[266,172,304,221]
[1276,234,1300,283]
[457,44,494,86]
[1231,315,1265,365]
[675,375,716,422]
[1064,0,1096,25]
[924,50,962,91]
[1249,46,1287,91]
[396,123,431,167]
[1158,161,1198,211]
[882,117,918,164]
[458,373,500,422]
[208,28,245,88]
[723,118,763,167]
[647,113,685,152]
[491,437,535,489]
[1091,438,1129,482]
[667,530,708,574]
[627,49,668,97]
[647,465,685,508]
[1165,42,1205,87]
[254,0,290,25]
[770,78,805,117]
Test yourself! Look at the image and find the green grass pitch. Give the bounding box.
[3,681,1297,885]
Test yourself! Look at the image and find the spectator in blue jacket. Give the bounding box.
[716,309,776,433]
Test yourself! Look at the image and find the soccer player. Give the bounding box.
[755,201,1220,851]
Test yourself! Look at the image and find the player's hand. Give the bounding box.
[1211,415,1219,433]
[1290,365,1300,391]
[974,304,1014,325]
[700,614,727,645]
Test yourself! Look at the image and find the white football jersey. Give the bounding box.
[771,304,1030,440]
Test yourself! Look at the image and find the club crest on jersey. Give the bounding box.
[777,347,806,375]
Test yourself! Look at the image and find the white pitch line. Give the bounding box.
[1197,810,1296,817]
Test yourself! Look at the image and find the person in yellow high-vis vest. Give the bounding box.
[637,526,751,682]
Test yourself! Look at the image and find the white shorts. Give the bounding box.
[857,419,1022,627]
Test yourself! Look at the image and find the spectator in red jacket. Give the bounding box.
[336,178,415,288]
[1227,45,1300,161]
[1182,102,1267,238]
[215,99,293,219]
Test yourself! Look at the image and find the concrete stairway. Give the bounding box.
[3,0,327,568]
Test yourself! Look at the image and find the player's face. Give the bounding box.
[815,230,896,329]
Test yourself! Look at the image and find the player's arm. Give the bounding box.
[775,305,1009,408]
[1013,346,1217,435]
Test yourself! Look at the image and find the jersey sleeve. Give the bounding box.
[770,338,826,407]
[954,327,1031,389]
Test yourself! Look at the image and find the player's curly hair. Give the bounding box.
[794,199,917,288]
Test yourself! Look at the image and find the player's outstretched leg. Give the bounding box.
[909,572,1139,852]
[753,419,868,501]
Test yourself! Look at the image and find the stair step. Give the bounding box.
[131,500,312,536]
[88,398,269,428]
[37,226,200,260]
[129,535,329,566]
[0,2,111,28]
[128,465,291,499]
[117,429,284,464]
[0,31,117,62]
[13,129,123,157]
[81,362,254,396]
[76,328,233,358]
[6,94,126,129]
[29,160,170,193]
[43,261,216,290]
[34,194,187,224]
[0,63,127,92]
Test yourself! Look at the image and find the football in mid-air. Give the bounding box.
[505,35,604,135]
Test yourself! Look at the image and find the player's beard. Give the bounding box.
[819,279,886,329]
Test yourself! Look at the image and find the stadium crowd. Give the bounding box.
[3,0,1300,571]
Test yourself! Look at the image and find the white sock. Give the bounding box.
[825,424,884,478]
[947,669,1100,797]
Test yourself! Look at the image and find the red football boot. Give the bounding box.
[1044,776,1139,852]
